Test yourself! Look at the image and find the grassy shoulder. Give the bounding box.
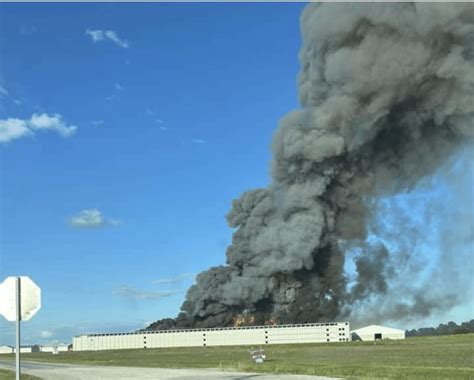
[4,333,474,379]
[0,368,41,380]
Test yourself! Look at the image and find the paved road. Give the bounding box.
[0,360,342,380]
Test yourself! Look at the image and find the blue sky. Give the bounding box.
[0,3,306,345]
[0,3,472,346]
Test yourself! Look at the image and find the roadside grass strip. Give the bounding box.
[1,333,472,379]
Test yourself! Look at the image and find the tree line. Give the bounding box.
[406,319,474,337]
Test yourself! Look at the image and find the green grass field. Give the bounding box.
[0,368,41,380]
[4,334,474,379]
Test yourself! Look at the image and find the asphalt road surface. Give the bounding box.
[0,360,342,380]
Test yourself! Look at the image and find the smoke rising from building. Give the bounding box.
[148,3,474,330]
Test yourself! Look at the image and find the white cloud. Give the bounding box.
[115,83,124,91]
[113,286,178,301]
[192,138,205,144]
[40,330,53,339]
[113,275,191,303]
[105,31,129,48]
[0,119,32,143]
[69,209,120,229]
[0,113,76,144]
[29,113,77,137]
[0,86,8,96]
[91,120,104,126]
[155,119,167,131]
[85,29,129,48]
[85,29,104,42]
[145,108,166,127]
[152,273,195,286]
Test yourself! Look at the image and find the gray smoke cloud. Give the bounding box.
[148,3,474,330]
[346,148,474,327]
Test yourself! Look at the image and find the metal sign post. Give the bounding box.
[0,276,41,380]
[16,277,21,380]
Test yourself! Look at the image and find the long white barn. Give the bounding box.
[73,322,350,351]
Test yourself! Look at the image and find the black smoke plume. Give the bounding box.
[147,2,474,331]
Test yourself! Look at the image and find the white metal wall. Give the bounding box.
[357,332,404,341]
[350,325,405,341]
[0,346,13,354]
[73,322,350,351]
[12,347,32,353]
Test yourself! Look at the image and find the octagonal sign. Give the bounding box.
[0,276,41,322]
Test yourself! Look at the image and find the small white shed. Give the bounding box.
[41,344,69,353]
[0,345,13,354]
[13,346,33,353]
[351,325,405,341]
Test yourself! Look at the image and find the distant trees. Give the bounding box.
[406,319,474,337]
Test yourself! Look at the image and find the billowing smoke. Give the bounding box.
[148,3,474,330]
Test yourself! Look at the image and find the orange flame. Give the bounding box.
[232,314,256,327]
[264,319,277,326]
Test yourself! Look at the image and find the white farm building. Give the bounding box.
[0,345,13,354]
[13,346,33,353]
[41,344,69,353]
[73,322,350,351]
[351,325,405,341]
